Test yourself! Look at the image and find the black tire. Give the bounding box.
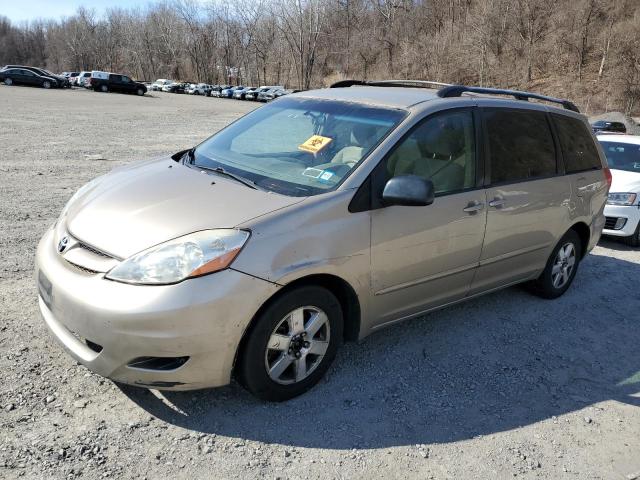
[4,78,12,86]
[528,229,582,299]
[236,286,343,401]
[43,80,51,89]
[624,221,640,247]
[100,84,108,93]
[136,88,144,96]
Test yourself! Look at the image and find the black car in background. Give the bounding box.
[592,120,627,134]
[90,72,147,95]
[0,67,62,88]
[165,82,188,93]
[2,65,68,87]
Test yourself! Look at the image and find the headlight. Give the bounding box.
[607,192,637,206]
[105,229,250,285]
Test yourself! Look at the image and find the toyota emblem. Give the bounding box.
[58,236,69,253]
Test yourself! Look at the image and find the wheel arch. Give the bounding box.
[232,273,361,375]
[569,221,591,258]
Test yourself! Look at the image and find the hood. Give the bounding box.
[610,169,640,195]
[65,157,304,259]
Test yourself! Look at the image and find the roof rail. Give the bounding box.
[330,79,451,89]
[437,85,580,113]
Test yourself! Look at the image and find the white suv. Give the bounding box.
[186,83,210,95]
[597,135,640,246]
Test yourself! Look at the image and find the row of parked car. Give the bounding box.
[0,66,148,96]
[61,70,147,95]
[0,65,294,103]
[0,65,70,88]
[150,79,296,102]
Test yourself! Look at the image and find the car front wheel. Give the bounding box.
[136,88,144,96]
[237,286,343,401]
[625,221,640,247]
[43,80,51,89]
[4,78,12,86]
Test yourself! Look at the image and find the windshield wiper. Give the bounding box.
[198,164,258,190]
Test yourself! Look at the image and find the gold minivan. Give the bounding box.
[35,81,610,400]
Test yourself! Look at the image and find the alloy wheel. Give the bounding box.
[551,242,576,288]
[264,306,330,385]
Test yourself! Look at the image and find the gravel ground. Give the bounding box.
[1,86,640,480]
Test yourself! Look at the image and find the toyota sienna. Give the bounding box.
[35,81,610,400]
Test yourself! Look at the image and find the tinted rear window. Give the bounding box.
[553,114,602,172]
[485,109,557,184]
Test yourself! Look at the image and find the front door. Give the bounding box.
[370,108,487,327]
[470,107,570,294]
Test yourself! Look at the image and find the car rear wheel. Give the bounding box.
[528,229,582,299]
[43,80,51,89]
[236,286,343,401]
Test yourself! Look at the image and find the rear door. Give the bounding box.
[369,108,488,326]
[470,107,571,294]
[551,113,608,222]
[108,74,121,92]
[3,69,20,84]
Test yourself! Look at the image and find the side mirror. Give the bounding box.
[382,175,435,207]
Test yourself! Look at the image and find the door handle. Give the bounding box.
[488,198,505,208]
[463,201,485,213]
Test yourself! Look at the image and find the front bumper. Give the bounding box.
[35,227,280,390]
[603,204,640,237]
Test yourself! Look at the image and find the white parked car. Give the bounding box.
[598,134,640,246]
[76,71,91,87]
[151,79,172,91]
[187,83,210,95]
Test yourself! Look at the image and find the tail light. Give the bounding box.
[604,167,612,189]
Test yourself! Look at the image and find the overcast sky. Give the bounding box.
[1,0,149,23]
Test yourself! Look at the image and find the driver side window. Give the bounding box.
[385,110,476,195]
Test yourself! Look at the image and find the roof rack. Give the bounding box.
[330,79,451,89]
[437,85,580,113]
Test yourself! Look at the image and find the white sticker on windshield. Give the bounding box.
[302,168,323,178]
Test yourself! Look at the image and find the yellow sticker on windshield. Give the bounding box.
[298,135,332,154]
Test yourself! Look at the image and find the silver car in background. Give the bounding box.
[35,81,609,401]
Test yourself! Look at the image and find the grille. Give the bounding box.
[66,261,99,275]
[78,242,112,258]
[604,217,618,229]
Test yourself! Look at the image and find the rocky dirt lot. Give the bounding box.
[1,86,639,480]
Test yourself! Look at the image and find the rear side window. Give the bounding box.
[109,74,121,82]
[553,114,602,172]
[484,109,557,184]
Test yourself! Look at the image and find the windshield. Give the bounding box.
[192,97,406,196]
[599,141,640,173]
